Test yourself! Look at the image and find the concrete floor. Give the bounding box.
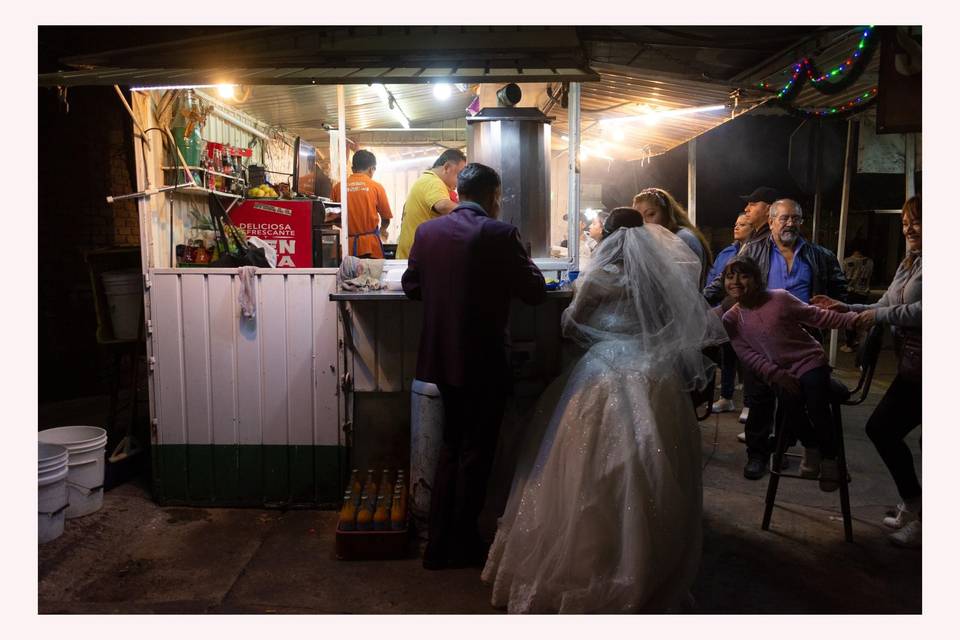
[38,349,921,614]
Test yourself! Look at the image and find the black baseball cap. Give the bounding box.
[739,187,779,204]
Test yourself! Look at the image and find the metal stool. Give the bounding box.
[761,325,884,542]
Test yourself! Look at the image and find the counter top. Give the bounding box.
[329,289,574,301]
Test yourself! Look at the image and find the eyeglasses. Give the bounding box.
[775,215,804,225]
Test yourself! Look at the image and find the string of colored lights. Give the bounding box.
[757,26,878,101]
[776,87,878,119]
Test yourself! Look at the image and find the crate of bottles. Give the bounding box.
[335,468,410,561]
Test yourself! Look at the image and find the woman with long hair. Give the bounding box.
[633,187,712,287]
[811,195,923,548]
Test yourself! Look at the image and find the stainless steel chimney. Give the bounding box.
[466,106,553,258]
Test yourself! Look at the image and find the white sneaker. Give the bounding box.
[736,432,746,443]
[738,407,750,424]
[889,519,921,548]
[712,398,737,413]
[883,503,920,530]
[799,448,822,478]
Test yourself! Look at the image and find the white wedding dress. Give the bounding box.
[481,224,727,613]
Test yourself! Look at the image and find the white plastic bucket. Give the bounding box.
[101,269,142,340]
[410,380,444,542]
[38,426,108,518]
[38,443,69,543]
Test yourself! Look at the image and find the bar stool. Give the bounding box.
[761,325,884,542]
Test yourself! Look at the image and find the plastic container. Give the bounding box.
[410,380,443,542]
[38,426,108,518]
[384,268,405,291]
[38,443,69,543]
[101,270,142,340]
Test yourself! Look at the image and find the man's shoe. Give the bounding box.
[819,458,840,492]
[743,458,768,480]
[889,519,922,548]
[840,344,854,353]
[738,407,750,424]
[883,503,920,530]
[712,398,737,413]
[736,431,746,443]
[799,447,822,478]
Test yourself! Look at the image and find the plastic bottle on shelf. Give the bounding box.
[395,474,407,517]
[356,494,373,531]
[338,492,356,531]
[171,89,204,185]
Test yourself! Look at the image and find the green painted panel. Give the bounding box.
[187,445,215,502]
[152,445,343,508]
[262,445,290,505]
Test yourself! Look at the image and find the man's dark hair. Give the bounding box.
[432,148,467,168]
[351,149,377,173]
[603,207,644,238]
[723,255,765,288]
[457,163,500,202]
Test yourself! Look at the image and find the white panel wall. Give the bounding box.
[150,270,340,447]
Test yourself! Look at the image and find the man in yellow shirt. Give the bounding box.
[396,149,466,259]
[330,150,393,259]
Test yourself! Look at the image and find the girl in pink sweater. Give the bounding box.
[721,256,864,491]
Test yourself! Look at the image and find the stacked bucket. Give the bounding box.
[38,426,108,544]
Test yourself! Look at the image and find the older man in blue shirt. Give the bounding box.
[719,198,848,479]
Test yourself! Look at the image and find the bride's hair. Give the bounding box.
[602,207,644,239]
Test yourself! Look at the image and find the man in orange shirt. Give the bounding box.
[331,150,393,259]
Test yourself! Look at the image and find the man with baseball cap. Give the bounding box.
[739,186,779,242]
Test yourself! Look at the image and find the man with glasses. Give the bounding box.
[712,198,848,479]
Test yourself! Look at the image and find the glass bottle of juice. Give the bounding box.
[338,492,356,531]
[356,494,373,531]
[390,492,405,530]
[364,469,377,499]
[373,494,389,531]
[378,469,391,499]
[349,469,362,506]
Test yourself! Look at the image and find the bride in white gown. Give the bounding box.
[481,216,727,613]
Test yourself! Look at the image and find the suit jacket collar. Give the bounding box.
[453,201,490,218]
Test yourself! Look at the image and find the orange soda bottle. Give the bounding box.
[373,494,390,531]
[338,492,356,531]
[356,494,373,531]
[390,492,405,530]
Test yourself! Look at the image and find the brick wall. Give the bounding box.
[39,86,140,401]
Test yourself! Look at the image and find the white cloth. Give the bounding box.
[481,224,726,613]
[337,256,385,291]
[238,266,258,318]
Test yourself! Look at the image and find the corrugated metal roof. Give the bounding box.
[550,63,739,160]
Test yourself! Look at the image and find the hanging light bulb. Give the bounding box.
[217,84,237,100]
[433,83,452,100]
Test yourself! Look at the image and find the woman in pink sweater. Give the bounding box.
[721,256,864,490]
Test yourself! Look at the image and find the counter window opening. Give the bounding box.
[132,82,583,274]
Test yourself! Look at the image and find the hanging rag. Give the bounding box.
[337,256,385,291]
[238,266,258,318]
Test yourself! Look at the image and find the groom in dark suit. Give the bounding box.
[402,162,546,569]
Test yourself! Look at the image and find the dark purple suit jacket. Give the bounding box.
[402,202,546,387]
